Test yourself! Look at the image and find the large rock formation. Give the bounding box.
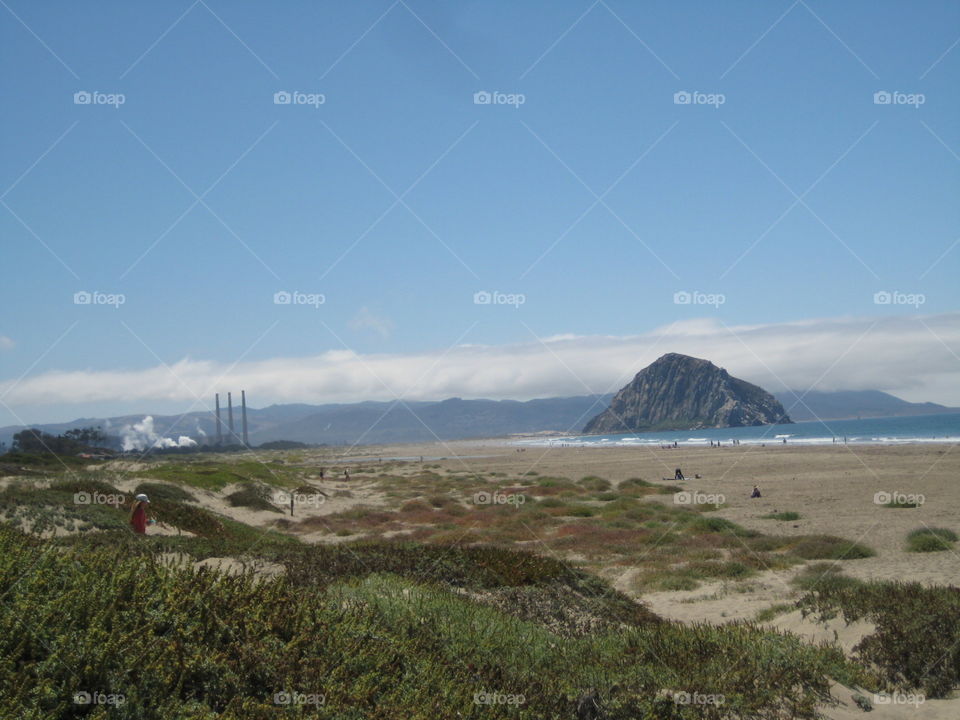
[583,353,792,434]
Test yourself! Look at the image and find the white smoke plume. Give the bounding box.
[121,416,198,452]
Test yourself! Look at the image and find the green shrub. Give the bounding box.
[799,577,960,697]
[224,482,280,513]
[761,511,801,521]
[578,476,611,491]
[884,499,919,508]
[789,535,875,560]
[906,528,958,553]
[134,481,196,503]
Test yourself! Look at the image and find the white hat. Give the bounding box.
[135,493,150,503]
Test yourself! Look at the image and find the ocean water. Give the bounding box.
[517,412,960,447]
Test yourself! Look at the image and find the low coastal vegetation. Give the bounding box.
[798,570,960,697]
[0,523,866,719]
[760,511,801,521]
[905,526,958,553]
[1,451,957,717]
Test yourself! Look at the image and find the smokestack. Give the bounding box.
[227,392,235,442]
[215,393,222,445]
[241,390,249,447]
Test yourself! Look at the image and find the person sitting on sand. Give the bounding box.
[750,485,761,499]
[344,469,350,481]
[130,493,150,534]
[674,468,684,481]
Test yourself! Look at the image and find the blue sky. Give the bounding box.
[1,0,958,424]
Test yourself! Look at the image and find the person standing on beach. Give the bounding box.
[130,493,150,534]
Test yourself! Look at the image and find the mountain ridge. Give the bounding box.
[2,390,957,449]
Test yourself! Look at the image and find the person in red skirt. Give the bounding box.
[130,493,150,534]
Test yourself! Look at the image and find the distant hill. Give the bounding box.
[256,396,614,444]
[584,353,790,434]
[774,390,960,422]
[0,395,613,449]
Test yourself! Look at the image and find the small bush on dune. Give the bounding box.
[906,527,958,553]
[687,516,757,537]
[789,535,875,560]
[224,482,281,513]
[578,475,611,491]
[761,511,801,521]
[884,499,919,508]
[134,481,196,503]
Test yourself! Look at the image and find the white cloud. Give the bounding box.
[1,313,958,411]
[0,336,14,351]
